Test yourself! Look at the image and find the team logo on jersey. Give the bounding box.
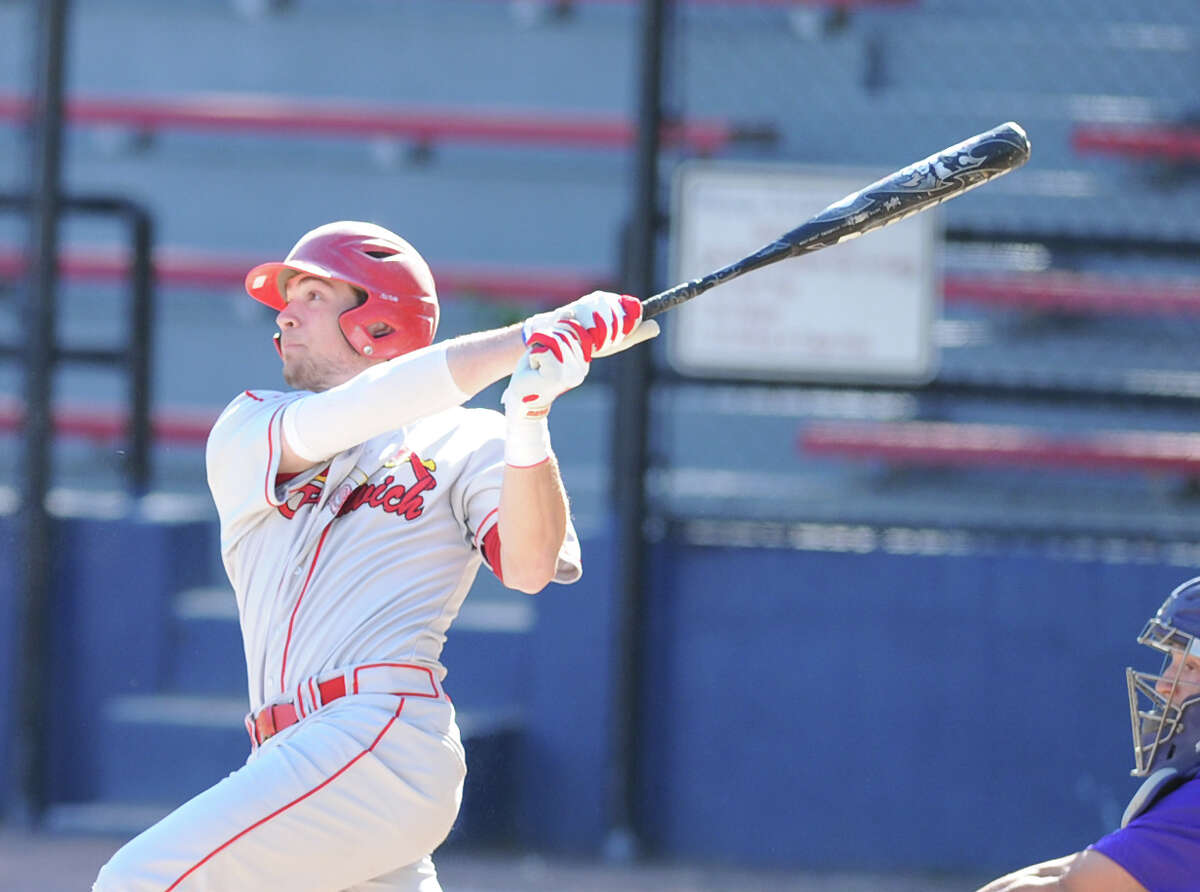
[380,443,437,473]
[277,471,329,519]
[276,454,437,521]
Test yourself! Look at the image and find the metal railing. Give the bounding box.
[0,193,155,493]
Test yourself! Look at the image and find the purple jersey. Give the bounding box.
[1090,774,1200,892]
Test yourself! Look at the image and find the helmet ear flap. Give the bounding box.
[338,294,438,358]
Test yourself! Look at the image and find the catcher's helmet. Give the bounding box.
[245,221,439,360]
[1127,576,1200,777]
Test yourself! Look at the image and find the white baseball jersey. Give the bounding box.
[206,388,582,713]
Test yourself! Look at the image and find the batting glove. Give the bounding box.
[503,319,592,421]
[502,320,593,466]
[522,290,659,359]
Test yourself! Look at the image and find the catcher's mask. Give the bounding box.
[1127,576,1200,777]
[244,220,439,360]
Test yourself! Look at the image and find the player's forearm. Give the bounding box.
[283,326,526,466]
[497,458,569,593]
[444,324,527,396]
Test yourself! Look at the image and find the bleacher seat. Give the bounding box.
[800,420,1200,476]
[943,271,1200,316]
[1073,123,1200,163]
[0,92,777,157]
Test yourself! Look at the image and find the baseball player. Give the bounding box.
[93,220,657,891]
[976,576,1200,892]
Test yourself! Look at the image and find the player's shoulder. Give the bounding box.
[208,389,299,447]
[215,388,290,414]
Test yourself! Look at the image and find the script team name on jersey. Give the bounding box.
[278,451,437,521]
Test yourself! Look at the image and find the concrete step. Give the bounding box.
[43,801,175,838]
[95,694,250,803]
[167,587,246,694]
[52,706,523,848]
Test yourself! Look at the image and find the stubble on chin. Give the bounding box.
[282,353,365,393]
[282,358,327,393]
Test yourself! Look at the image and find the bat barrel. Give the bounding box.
[639,121,1031,321]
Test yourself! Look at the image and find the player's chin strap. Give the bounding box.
[1122,766,1198,826]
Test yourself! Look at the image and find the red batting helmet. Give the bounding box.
[245,221,439,360]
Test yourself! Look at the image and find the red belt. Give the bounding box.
[246,663,444,748]
[249,676,346,747]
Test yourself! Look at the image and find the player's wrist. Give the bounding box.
[520,310,559,346]
[504,414,552,468]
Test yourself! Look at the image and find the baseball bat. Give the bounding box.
[641,121,1031,319]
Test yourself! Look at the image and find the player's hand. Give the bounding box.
[502,319,592,420]
[522,291,659,359]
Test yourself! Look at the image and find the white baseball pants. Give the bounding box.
[93,692,466,891]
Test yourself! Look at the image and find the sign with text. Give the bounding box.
[668,162,939,383]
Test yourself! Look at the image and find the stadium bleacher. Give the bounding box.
[0,0,1196,519]
[2,0,1200,872]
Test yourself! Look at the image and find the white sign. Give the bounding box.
[668,162,939,384]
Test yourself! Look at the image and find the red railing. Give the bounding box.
[801,420,1200,475]
[489,0,916,6]
[942,271,1200,316]
[6,244,1197,316]
[0,247,611,306]
[1072,123,1200,163]
[0,92,776,157]
[2,249,1194,454]
[0,397,215,446]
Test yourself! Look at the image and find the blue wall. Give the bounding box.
[42,515,214,804]
[631,538,1179,872]
[0,512,214,813]
[0,515,14,806]
[514,527,1189,873]
[2,513,1194,875]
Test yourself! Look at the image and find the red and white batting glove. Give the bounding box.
[501,319,592,467]
[522,290,659,359]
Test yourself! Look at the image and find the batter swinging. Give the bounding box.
[93,221,655,891]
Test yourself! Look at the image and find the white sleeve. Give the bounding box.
[282,342,469,463]
[205,390,303,534]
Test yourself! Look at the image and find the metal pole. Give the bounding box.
[606,0,668,861]
[8,0,71,825]
[127,206,155,493]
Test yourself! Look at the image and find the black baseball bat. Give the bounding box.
[642,121,1031,319]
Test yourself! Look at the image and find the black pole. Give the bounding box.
[0,193,160,493]
[8,0,71,825]
[606,0,668,861]
[127,206,154,493]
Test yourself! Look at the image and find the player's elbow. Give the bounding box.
[500,550,557,594]
[502,565,555,594]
